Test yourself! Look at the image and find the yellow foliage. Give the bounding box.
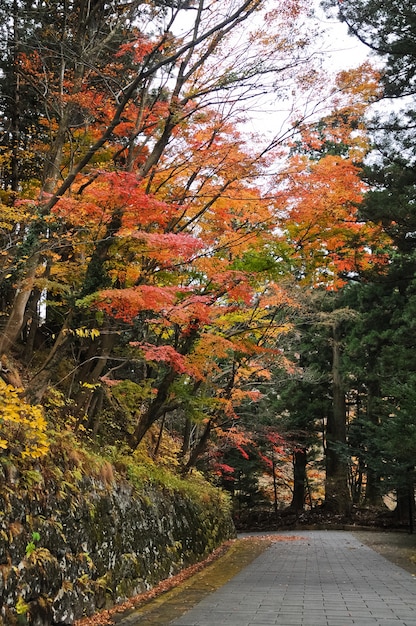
[0,202,30,231]
[0,381,49,460]
[63,327,100,339]
[15,596,29,616]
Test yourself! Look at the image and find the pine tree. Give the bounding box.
[325,0,416,97]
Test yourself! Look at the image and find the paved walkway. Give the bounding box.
[169,531,416,626]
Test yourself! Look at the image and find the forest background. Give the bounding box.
[1,0,415,531]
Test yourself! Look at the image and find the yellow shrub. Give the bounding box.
[0,381,49,459]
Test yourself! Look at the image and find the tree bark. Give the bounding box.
[0,252,39,357]
[363,381,385,507]
[10,0,20,193]
[290,448,307,512]
[73,331,118,422]
[395,469,415,533]
[182,419,213,474]
[325,323,351,514]
[25,313,72,403]
[181,417,192,460]
[128,368,178,449]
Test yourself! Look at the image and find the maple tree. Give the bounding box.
[0,0,331,464]
[0,0,316,355]
[277,64,386,289]
[0,0,393,522]
[321,0,416,524]
[232,64,389,514]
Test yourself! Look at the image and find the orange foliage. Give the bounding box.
[96,286,181,321]
[281,155,388,287]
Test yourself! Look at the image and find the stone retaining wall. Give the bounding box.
[0,474,235,625]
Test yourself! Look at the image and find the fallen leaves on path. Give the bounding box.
[240,535,305,542]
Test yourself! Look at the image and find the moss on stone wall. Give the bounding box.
[0,464,235,625]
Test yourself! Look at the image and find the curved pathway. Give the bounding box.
[169,531,416,626]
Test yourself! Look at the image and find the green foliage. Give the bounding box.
[20,470,43,488]
[25,531,41,557]
[111,380,155,415]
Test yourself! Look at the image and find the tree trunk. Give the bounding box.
[182,419,213,474]
[363,381,385,507]
[81,210,122,295]
[128,369,177,449]
[0,252,39,357]
[364,467,384,507]
[73,331,118,422]
[22,284,46,363]
[42,111,69,194]
[325,323,351,515]
[272,453,279,519]
[152,414,166,459]
[25,314,73,403]
[290,448,307,512]
[395,469,415,533]
[10,0,20,193]
[181,417,192,460]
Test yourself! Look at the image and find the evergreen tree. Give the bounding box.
[325,0,416,97]
[324,0,416,528]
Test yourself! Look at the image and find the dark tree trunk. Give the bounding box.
[25,314,73,403]
[363,380,385,507]
[81,210,123,295]
[10,0,20,193]
[153,414,166,459]
[73,331,118,423]
[290,448,307,512]
[395,469,415,533]
[128,369,177,449]
[325,323,351,515]
[181,417,192,460]
[0,253,40,357]
[364,467,385,508]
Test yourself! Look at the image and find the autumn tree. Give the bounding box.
[0,0,318,359]
[0,0,335,471]
[0,0,269,357]
[162,61,388,511]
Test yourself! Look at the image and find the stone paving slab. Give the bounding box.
[169,531,416,626]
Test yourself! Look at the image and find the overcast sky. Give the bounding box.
[314,2,371,72]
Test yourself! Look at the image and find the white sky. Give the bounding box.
[313,0,371,72]
[169,2,375,148]
[245,3,374,142]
